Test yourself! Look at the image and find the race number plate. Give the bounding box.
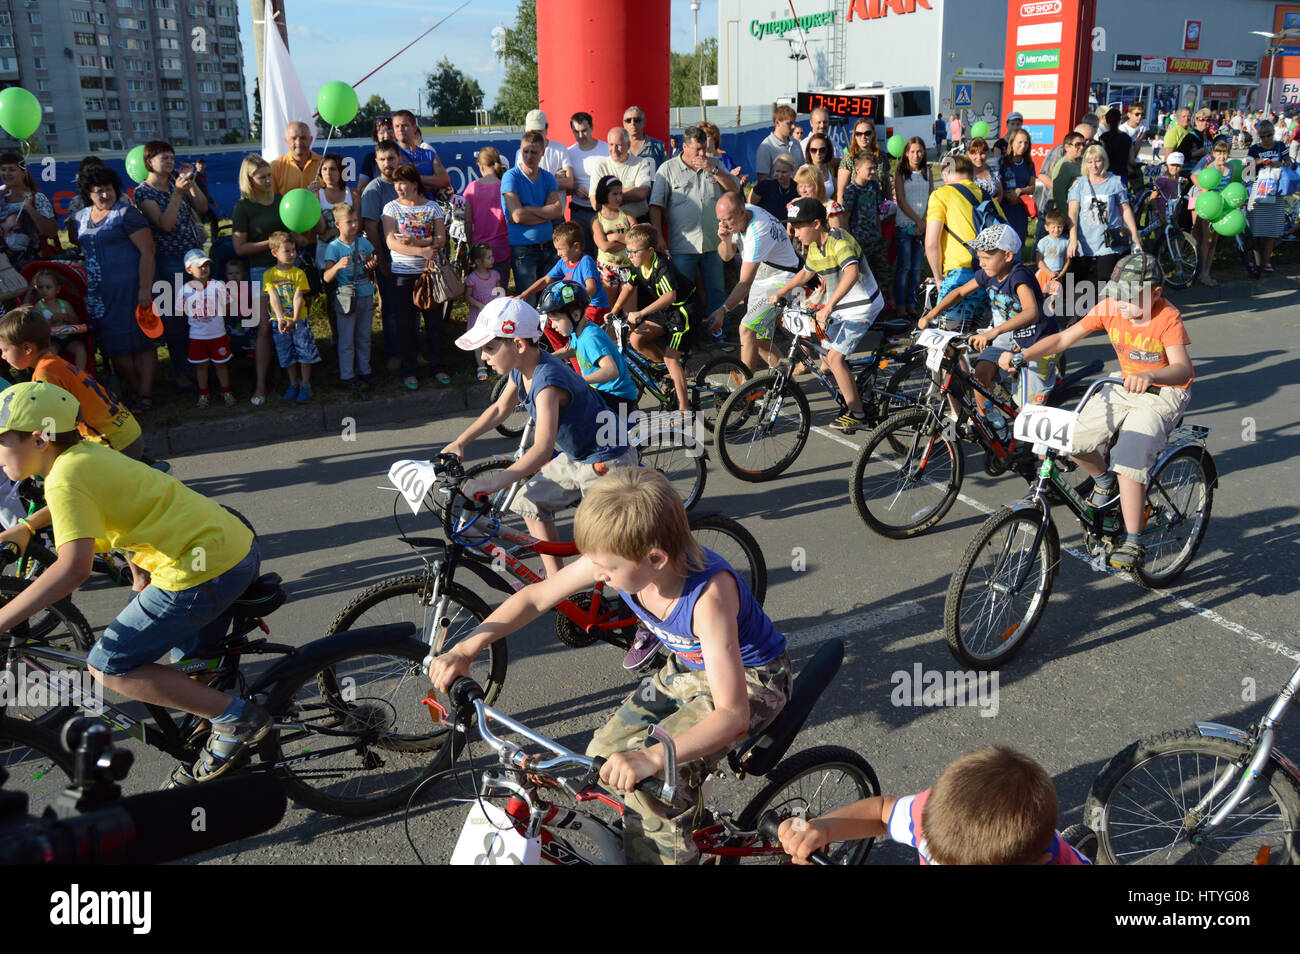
[782,309,814,337]
[388,459,438,515]
[1012,405,1079,454]
[916,328,962,372]
[450,800,541,866]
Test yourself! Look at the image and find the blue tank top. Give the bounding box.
[623,549,787,671]
[511,350,628,464]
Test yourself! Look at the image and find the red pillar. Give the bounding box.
[536,0,671,146]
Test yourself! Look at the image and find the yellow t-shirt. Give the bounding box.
[262,265,309,319]
[926,180,986,273]
[45,441,254,591]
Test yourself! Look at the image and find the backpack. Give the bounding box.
[950,183,1007,233]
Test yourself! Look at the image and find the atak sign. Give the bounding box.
[846,0,932,20]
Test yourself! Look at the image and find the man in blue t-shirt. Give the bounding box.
[391,109,450,193]
[502,130,566,306]
[444,297,636,578]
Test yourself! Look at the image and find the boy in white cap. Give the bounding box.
[443,297,638,579]
[182,248,236,408]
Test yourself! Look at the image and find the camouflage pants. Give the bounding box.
[586,652,792,865]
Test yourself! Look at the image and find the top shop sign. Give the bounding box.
[1020,1,1062,16]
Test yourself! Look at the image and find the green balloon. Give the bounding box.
[317,81,359,128]
[125,145,148,184]
[1194,190,1224,221]
[1221,181,1248,209]
[279,188,321,232]
[1196,166,1221,191]
[1211,208,1246,237]
[886,134,906,158]
[0,86,42,141]
[1227,158,1244,183]
[971,121,991,139]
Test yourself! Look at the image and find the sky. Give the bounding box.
[240,0,719,124]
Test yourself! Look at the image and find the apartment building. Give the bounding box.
[0,0,249,154]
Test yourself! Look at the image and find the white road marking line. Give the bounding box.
[809,426,1298,661]
[785,602,926,650]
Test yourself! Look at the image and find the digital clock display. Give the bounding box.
[797,91,883,118]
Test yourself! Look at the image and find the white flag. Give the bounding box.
[260,0,313,162]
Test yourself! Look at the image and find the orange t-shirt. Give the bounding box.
[1079,297,1193,389]
[33,354,142,450]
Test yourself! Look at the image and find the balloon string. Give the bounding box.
[321,125,335,164]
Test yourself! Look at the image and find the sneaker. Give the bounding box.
[222,391,237,407]
[195,393,210,409]
[1108,540,1145,572]
[282,383,300,402]
[831,412,867,434]
[622,627,661,672]
[163,763,199,789]
[1087,475,1120,510]
[192,702,272,781]
[296,384,313,403]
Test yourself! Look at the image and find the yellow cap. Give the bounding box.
[0,381,80,435]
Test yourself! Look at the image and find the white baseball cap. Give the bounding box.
[183,248,211,268]
[524,109,548,132]
[1165,152,1185,165]
[968,223,1023,255]
[455,297,542,351]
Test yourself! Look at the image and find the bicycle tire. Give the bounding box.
[0,576,96,653]
[850,406,964,539]
[635,417,707,511]
[1085,729,1300,865]
[260,636,451,816]
[0,715,77,822]
[1134,447,1213,589]
[943,506,1058,669]
[714,371,811,482]
[1158,229,1198,290]
[687,513,767,604]
[489,374,530,439]
[722,745,880,865]
[691,355,752,433]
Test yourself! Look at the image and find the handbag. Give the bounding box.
[412,250,463,310]
[0,252,27,301]
[1021,194,1038,219]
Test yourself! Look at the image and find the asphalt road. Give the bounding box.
[56,277,1300,866]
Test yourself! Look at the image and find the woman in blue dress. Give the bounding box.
[74,164,158,412]
[1000,129,1037,248]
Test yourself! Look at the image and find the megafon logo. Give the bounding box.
[1021,1,1061,16]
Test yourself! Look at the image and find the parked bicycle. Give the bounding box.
[1084,656,1300,865]
[849,329,1099,538]
[713,299,927,481]
[426,638,878,865]
[942,378,1216,669]
[1131,173,1198,290]
[328,455,768,687]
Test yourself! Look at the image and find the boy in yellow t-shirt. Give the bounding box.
[0,382,266,785]
[262,231,321,403]
[0,305,145,458]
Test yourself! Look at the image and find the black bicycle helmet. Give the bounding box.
[537,280,589,315]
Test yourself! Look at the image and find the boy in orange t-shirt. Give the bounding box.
[0,306,145,458]
[1000,252,1193,571]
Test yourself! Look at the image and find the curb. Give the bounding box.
[148,383,494,458]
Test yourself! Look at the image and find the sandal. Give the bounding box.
[476,367,489,381]
[435,371,452,386]
[1108,540,1146,572]
[129,396,154,414]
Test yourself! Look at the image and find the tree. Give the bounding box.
[337,93,393,139]
[221,127,247,144]
[251,77,261,138]
[670,38,718,107]
[492,0,537,125]
[425,59,484,127]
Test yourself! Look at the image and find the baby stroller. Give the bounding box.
[16,260,102,380]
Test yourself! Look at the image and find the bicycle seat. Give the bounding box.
[730,638,844,778]
[232,572,286,620]
[875,318,914,336]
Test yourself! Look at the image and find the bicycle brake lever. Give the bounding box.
[422,692,448,725]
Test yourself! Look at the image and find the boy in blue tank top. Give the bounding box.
[430,468,792,865]
[445,296,639,579]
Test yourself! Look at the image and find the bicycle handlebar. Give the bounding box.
[1071,376,1163,413]
[757,810,833,865]
[432,453,493,512]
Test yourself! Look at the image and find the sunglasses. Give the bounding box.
[855,130,873,137]
[624,117,645,124]
[809,147,829,155]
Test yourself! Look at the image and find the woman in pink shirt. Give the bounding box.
[462,147,510,289]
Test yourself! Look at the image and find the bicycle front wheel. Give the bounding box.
[724,745,880,865]
[850,407,964,539]
[0,576,95,652]
[714,371,810,482]
[688,513,767,604]
[635,416,707,511]
[1135,447,1213,588]
[261,637,451,816]
[1158,229,1198,290]
[0,716,76,823]
[943,507,1058,669]
[691,356,752,433]
[1086,730,1300,865]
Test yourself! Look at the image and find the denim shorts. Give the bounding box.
[87,541,261,676]
[826,313,875,356]
[937,268,992,331]
[272,318,322,368]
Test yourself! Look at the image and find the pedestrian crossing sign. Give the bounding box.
[954,83,973,107]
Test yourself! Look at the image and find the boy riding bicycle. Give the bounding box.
[999,251,1193,571]
[430,467,792,865]
[443,296,637,580]
[0,381,264,786]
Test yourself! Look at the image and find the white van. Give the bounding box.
[798,83,935,145]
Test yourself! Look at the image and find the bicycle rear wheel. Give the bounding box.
[1135,447,1213,588]
[1085,730,1300,865]
[688,513,767,604]
[691,356,751,433]
[850,407,964,539]
[0,716,76,823]
[943,506,1058,669]
[489,375,530,439]
[260,636,450,816]
[1158,229,1198,290]
[714,371,811,482]
[635,415,707,511]
[723,745,879,865]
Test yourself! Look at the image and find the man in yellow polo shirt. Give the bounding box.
[0,381,265,786]
[923,154,1003,332]
[270,121,324,195]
